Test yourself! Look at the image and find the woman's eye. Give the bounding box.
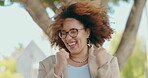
[62,32,66,35]
[70,30,76,34]
[71,31,76,33]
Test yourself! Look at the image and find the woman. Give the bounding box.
[38,1,120,78]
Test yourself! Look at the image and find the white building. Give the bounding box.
[16,40,47,78]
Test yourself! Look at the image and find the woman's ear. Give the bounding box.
[86,28,90,38]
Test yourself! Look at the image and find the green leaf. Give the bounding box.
[0,1,4,6]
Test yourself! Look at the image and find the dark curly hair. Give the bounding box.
[47,1,113,51]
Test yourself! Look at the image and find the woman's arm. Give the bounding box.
[38,61,61,78]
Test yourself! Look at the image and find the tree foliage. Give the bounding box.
[110,32,146,78]
[0,1,4,6]
[0,57,16,73]
[0,57,23,78]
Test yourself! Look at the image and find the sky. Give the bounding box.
[0,1,148,61]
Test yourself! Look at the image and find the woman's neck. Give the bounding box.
[68,46,89,67]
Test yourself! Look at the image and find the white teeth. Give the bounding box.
[68,42,76,46]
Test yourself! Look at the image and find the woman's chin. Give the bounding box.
[67,45,77,52]
[70,52,79,55]
[69,49,79,55]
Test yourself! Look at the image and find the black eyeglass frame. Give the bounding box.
[58,28,85,39]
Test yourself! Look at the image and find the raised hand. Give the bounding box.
[94,47,108,68]
[54,49,69,76]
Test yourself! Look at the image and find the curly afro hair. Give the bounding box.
[47,1,113,51]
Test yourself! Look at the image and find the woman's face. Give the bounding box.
[61,18,90,54]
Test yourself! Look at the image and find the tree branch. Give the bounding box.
[114,0,146,71]
[47,0,57,13]
[13,0,53,35]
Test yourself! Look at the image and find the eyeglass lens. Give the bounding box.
[59,28,78,39]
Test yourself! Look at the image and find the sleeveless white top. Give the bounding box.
[68,64,91,78]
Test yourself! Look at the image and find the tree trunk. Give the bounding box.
[47,0,57,13]
[114,0,146,71]
[13,0,53,35]
[91,0,108,8]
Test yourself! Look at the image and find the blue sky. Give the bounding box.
[0,1,148,60]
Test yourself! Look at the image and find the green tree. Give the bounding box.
[0,57,16,73]
[110,32,146,78]
[0,0,146,71]
[0,57,23,78]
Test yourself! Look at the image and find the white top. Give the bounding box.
[68,64,91,78]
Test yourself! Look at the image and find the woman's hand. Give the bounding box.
[54,49,69,76]
[94,47,108,68]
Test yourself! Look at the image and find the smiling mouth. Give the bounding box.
[67,42,77,48]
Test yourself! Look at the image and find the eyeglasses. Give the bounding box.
[58,28,85,39]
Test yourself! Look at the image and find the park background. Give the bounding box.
[0,0,148,78]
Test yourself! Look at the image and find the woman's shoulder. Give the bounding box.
[40,55,56,65]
